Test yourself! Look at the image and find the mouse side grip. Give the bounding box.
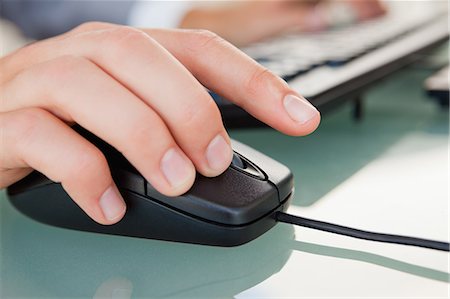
[8,184,291,246]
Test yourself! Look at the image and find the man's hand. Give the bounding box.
[180,0,387,46]
[0,23,320,225]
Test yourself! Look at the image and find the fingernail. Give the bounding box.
[99,185,126,222]
[283,94,319,124]
[161,148,194,189]
[206,134,232,173]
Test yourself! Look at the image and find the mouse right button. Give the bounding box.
[231,140,293,202]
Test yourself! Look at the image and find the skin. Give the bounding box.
[180,0,387,46]
[0,1,385,225]
[0,23,321,225]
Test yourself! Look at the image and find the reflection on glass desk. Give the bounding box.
[1,64,449,297]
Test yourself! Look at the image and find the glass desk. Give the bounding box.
[1,64,448,298]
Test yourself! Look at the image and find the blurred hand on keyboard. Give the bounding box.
[179,0,386,46]
[0,23,320,224]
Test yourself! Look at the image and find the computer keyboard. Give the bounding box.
[216,2,449,127]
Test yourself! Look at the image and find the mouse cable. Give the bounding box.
[274,212,450,252]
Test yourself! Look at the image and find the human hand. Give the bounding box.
[0,23,320,224]
[180,0,387,46]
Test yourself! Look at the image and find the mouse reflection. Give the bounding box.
[1,197,293,298]
[1,198,448,298]
[93,277,133,299]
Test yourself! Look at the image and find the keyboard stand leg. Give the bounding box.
[352,96,364,122]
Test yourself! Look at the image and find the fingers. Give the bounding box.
[140,29,321,136]
[44,23,320,136]
[0,108,126,224]
[349,0,387,20]
[37,26,232,177]
[2,23,321,207]
[2,55,196,196]
[0,22,322,229]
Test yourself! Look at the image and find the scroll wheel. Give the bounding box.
[231,153,245,169]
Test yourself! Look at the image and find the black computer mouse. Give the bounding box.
[7,126,293,247]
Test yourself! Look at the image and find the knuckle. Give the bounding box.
[10,41,48,69]
[185,30,227,53]
[179,98,222,130]
[38,55,92,84]
[31,56,94,107]
[244,67,275,97]
[126,120,154,147]
[66,147,108,181]
[73,21,112,33]
[101,27,155,55]
[106,26,146,40]
[9,108,48,137]
[76,26,163,67]
[5,108,49,149]
[192,29,220,41]
[124,116,171,157]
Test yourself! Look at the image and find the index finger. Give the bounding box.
[143,29,321,136]
[61,23,320,136]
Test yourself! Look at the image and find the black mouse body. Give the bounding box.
[7,127,293,247]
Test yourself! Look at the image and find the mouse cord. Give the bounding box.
[274,212,450,252]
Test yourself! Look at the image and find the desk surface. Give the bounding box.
[1,63,449,298]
